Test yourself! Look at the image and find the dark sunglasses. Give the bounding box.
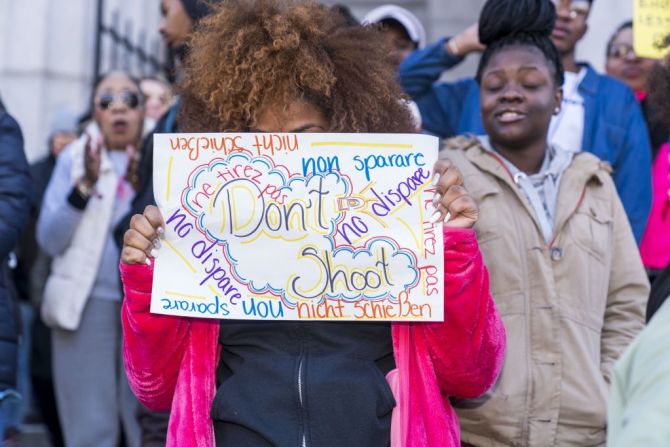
[96,90,141,110]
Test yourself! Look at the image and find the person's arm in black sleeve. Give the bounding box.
[0,103,32,259]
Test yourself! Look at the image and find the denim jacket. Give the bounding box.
[399,38,652,243]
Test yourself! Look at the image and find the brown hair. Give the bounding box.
[178,0,414,133]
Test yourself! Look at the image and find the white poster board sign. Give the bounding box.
[151,132,444,321]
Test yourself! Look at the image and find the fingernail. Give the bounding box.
[157,227,165,240]
[152,238,162,249]
[432,192,440,207]
[144,257,151,266]
[431,173,440,186]
[150,248,159,258]
[444,212,452,223]
[428,210,442,224]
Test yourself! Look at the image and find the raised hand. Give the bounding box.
[83,135,102,188]
[122,205,165,265]
[446,23,486,57]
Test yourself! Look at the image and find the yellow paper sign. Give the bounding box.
[633,0,670,59]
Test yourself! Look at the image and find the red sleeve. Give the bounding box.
[421,227,506,398]
[120,261,191,411]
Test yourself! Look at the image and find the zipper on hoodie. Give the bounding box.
[294,322,308,447]
[485,150,589,248]
[298,353,307,447]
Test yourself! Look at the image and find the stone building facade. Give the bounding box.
[0,0,163,161]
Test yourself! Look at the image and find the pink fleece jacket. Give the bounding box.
[640,143,670,270]
[120,227,506,446]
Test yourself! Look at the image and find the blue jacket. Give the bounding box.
[399,38,652,243]
[0,100,31,392]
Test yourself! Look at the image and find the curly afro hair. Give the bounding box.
[178,0,414,133]
[648,35,670,128]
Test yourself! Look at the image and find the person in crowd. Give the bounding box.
[363,4,426,130]
[159,0,209,60]
[605,21,670,282]
[116,0,219,246]
[439,0,648,445]
[610,50,670,428]
[605,21,659,98]
[0,98,32,444]
[610,50,670,442]
[608,298,670,446]
[363,5,426,67]
[116,2,222,444]
[36,72,144,447]
[119,1,506,446]
[33,110,78,180]
[399,0,652,244]
[140,76,173,123]
[642,37,670,321]
[22,110,79,296]
[8,109,77,446]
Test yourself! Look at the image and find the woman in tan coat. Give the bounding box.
[443,0,648,445]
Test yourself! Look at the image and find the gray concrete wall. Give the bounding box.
[0,0,96,161]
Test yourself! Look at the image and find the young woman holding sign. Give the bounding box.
[119,1,505,446]
[441,1,648,446]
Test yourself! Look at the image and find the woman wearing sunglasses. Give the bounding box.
[36,71,145,447]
